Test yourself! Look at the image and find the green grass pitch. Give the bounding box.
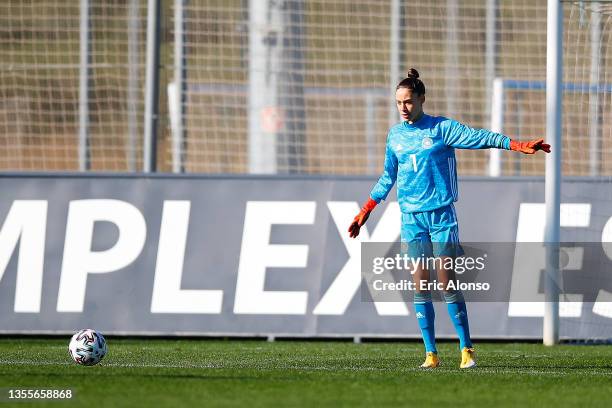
[1,338,612,407]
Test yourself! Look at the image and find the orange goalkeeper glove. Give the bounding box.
[348,198,378,238]
[510,138,551,154]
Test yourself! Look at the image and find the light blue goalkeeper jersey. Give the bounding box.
[370,113,511,214]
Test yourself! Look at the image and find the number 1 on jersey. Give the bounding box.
[410,154,417,172]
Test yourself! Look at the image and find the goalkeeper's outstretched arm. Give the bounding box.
[441,118,551,154]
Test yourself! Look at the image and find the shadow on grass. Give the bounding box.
[2,369,313,382]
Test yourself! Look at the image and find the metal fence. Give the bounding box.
[0,0,610,175]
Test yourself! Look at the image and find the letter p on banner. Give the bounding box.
[57,200,146,312]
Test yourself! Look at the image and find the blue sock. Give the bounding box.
[414,292,436,353]
[444,291,472,349]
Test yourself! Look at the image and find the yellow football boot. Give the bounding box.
[460,347,476,369]
[420,352,440,368]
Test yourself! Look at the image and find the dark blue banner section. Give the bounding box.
[0,174,610,340]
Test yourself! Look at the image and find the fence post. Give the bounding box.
[143,0,161,173]
[78,0,91,171]
[172,0,187,173]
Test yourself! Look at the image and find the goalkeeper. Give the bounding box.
[348,68,550,369]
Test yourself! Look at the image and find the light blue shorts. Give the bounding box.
[400,203,464,258]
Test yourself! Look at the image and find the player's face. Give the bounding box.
[396,88,425,122]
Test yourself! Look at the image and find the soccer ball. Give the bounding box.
[68,329,108,366]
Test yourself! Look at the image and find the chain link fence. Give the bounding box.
[0,1,610,175]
